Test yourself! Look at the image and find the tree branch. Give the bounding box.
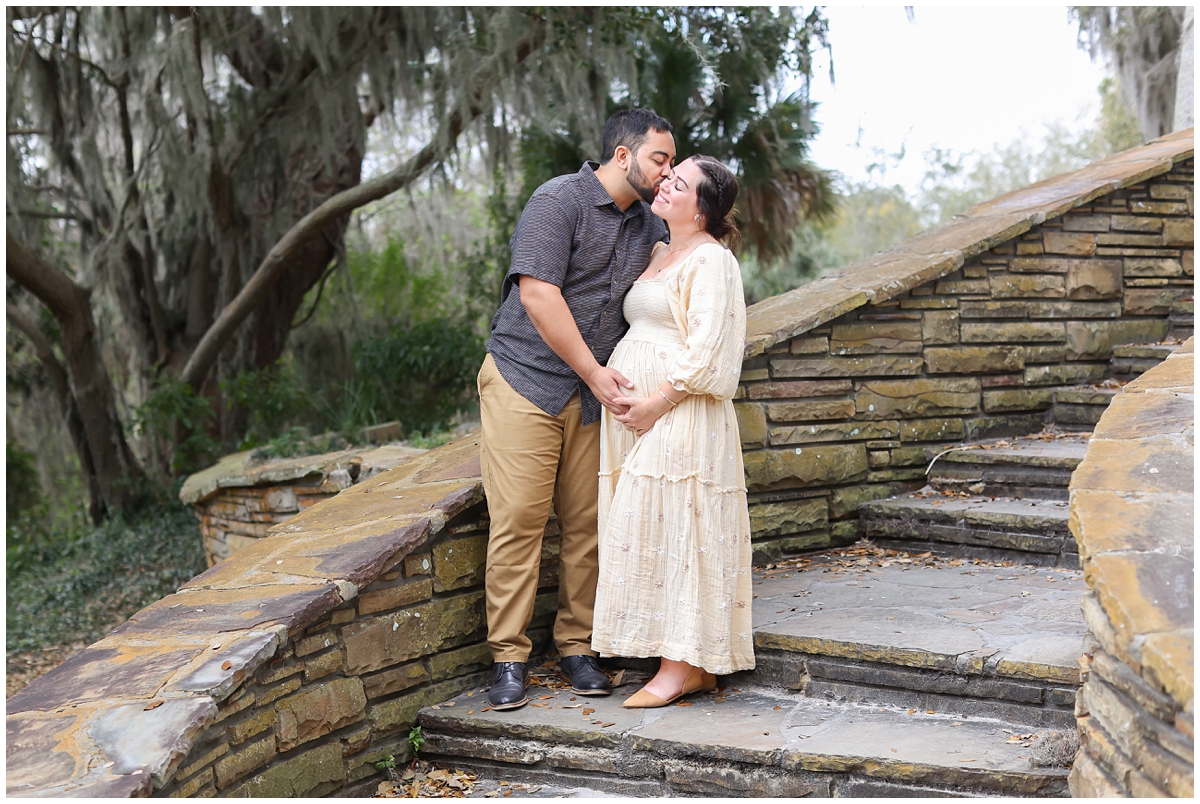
[16,207,79,220]
[179,23,547,390]
[6,302,71,407]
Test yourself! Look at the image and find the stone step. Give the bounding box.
[858,493,1077,569]
[1109,341,1182,379]
[924,434,1091,500]
[418,679,1070,798]
[1050,385,1119,429]
[750,557,1085,729]
[1168,298,1193,342]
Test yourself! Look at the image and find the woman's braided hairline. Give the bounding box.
[698,159,725,214]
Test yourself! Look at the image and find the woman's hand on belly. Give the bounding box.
[612,393,673,437]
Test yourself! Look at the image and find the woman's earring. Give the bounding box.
[694,214,701,222]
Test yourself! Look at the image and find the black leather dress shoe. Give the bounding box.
[558,655,612,696]
[487,661,530,710]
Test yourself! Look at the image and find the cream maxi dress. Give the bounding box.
[592,242,755,675]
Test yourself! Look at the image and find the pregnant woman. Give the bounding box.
[591,155,754,708]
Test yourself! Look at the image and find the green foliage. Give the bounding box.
[220,360,313,451]
[250,427,350,461]
[352,319,484,435]
[407,725,425,757]
[131,375,219,475]
[6,440,55,574]
[1096,76,1144,152]
[404,429,458,451]
[7,440,42,524]
[738,219,849,305]
[347,236,447,325]
[508,7,833,266]
[6,499,206,653]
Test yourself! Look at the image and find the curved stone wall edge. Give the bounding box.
[1067,336,1194,797]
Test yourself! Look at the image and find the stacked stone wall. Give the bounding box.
[155,497,564,797]
[196,484,330,566]
[735,160,1194,562]
[1067,339,1194,797]
[161,439,564,798]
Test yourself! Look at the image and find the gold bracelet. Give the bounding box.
[658,390,677,407]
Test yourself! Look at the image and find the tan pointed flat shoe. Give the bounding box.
[623,666,717,708]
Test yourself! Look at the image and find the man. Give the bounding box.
[478,109,676,709]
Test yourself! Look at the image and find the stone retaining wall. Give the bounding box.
[1067,338,1194,798]
[737,138,1193,562]
[5,131,1193,797]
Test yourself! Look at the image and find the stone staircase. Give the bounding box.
[417,549,1085,797]
[859,338,1183,572]
[410,342,1191,798]
[860,434,1084,569]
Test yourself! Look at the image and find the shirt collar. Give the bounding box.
[580,161,643,216]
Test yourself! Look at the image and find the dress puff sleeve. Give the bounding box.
[664,243,747,400]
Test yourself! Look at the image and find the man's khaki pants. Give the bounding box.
[478,354,600,662]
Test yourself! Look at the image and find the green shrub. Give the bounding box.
[352,318,484,434]
[221,360,313,450]
[7,440,51,574]
[132,375,219,474]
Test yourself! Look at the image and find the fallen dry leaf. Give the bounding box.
[221,660,232,670]
[143,701,164,711]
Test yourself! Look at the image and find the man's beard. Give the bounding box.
[627,158,659,204]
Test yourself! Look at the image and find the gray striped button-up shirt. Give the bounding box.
[486,162,668,425]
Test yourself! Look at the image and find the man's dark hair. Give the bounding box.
[600,109,673,164]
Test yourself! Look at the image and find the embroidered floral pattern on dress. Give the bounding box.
[592,244,753,674]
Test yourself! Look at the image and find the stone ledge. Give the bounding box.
[179,443,427,506]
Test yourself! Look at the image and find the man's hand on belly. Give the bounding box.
[586,366,635,415]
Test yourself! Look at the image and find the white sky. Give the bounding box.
[803,5,1112,194]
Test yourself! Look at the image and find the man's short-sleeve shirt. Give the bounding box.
[486,162,668,425]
